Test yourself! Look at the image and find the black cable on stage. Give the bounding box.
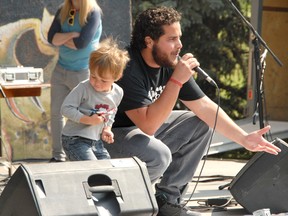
[181,78,220,209]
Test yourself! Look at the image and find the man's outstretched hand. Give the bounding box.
[242,125,281,155]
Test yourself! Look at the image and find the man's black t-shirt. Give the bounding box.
[113,47,205,127]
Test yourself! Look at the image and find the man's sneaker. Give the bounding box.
[49,157,65,162]
[156,194,201,216]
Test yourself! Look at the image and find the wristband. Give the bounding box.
[169,77,183,88]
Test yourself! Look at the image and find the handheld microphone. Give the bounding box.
[194,67,217,87]
[177,56,217,87]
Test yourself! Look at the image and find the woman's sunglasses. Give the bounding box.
[68,9,76,26]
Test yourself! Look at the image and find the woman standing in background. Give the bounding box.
[48,0,102,162]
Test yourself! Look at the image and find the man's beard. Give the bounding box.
[152,44,176,68]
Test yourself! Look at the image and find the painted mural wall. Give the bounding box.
[0,0,131,161]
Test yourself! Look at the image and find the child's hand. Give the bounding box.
[102,128,114,144]
[79,113,105,125]
[89,114,105,125]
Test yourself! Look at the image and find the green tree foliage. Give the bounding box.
[131,0,251,120]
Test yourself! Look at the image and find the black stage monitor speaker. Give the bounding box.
[229,138,288,214]
[0,157,158,216]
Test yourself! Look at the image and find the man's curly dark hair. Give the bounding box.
[131,6,182,50]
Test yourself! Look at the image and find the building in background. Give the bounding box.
[247,0,288,122]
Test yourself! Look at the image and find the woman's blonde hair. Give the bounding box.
[60,0,102,26]
[89,38,130,81]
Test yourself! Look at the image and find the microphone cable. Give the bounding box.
[182,77,221,210]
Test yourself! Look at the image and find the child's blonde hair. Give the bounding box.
[60,0,102,26]
[89,38,129,81]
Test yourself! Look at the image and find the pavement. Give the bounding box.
[0,157,288,216]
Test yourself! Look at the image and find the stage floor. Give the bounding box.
[184,158,252,215]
